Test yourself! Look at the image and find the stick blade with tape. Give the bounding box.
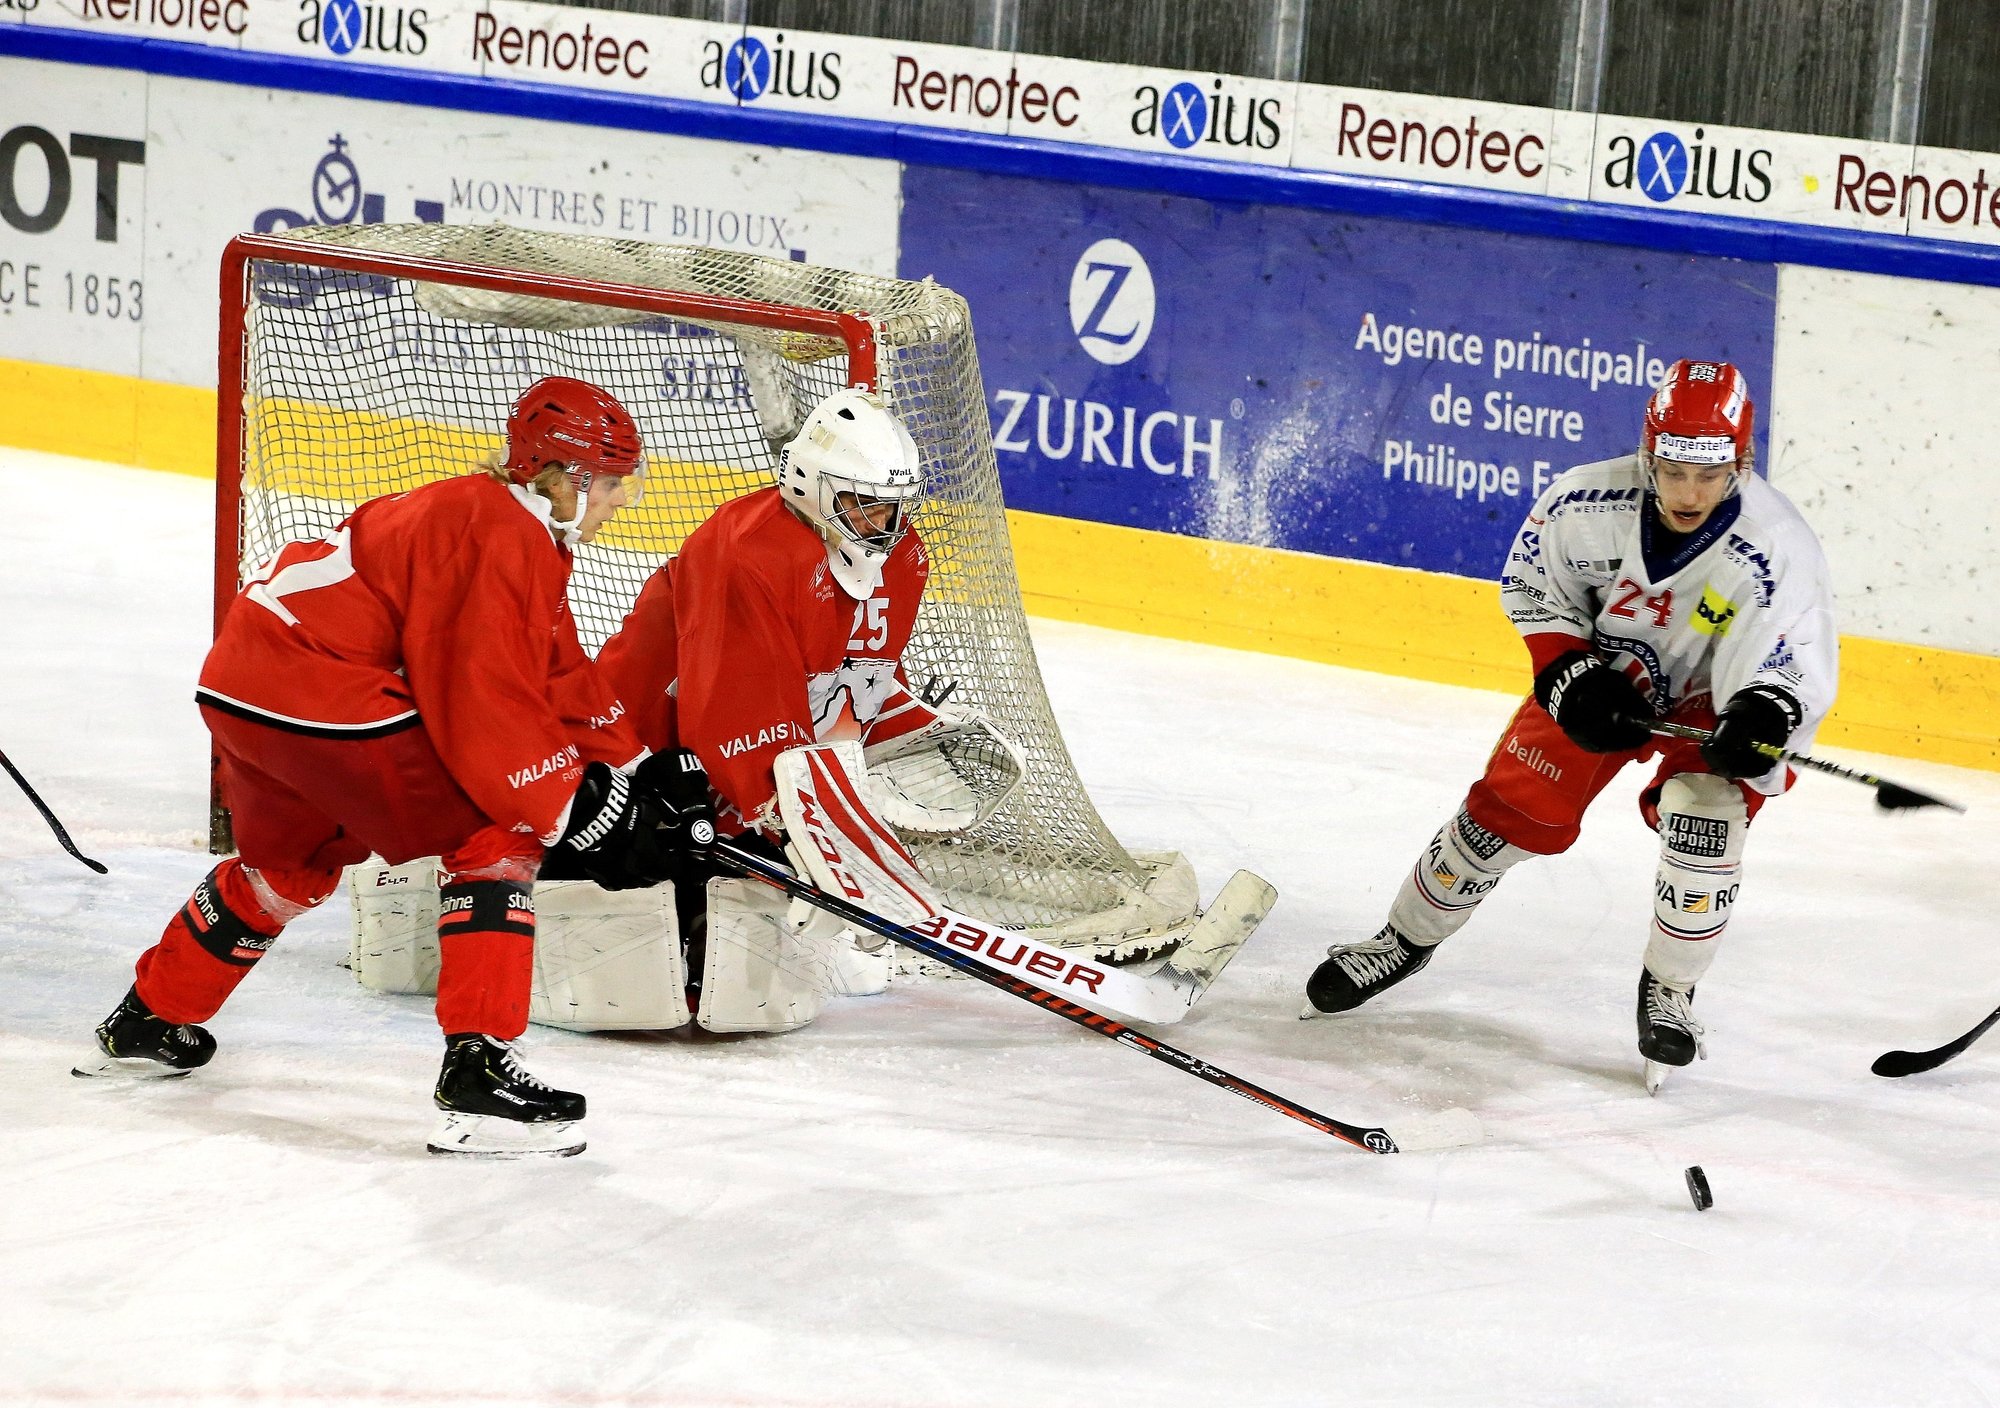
[1872,779,1967,814]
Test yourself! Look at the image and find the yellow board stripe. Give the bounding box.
[1008,509,2000,772]
[6,357,1996,771]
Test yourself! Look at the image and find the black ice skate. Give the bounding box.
[427,1034,587,1158]
[1301,926,1437,1018]
[72,986,216,1078]
[1637,970,1707,1095]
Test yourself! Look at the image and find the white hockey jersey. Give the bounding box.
[1500,455,1838,792]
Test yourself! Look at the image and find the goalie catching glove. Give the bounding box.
[862,708,1025,835]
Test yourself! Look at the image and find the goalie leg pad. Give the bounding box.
[775,741,940,928]
[349,863,689,1033]
[697,878,830,1034]
[1645,773,1747,990]
[530,879,688,1033]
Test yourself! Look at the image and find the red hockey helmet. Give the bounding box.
[501,377,645,487]
[1643,359,1754,467]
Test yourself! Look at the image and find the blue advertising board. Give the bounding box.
[899,165,1776,579]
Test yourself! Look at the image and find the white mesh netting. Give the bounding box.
[225,223,1198,954]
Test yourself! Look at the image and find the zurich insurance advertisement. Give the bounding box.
[899,166,1776,580]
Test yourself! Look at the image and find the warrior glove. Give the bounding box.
[1701,686,1801,780]
[1534,650,1655,753]
[556,762,679,892]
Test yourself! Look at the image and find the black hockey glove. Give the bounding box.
[555,762,678,892]
[633,748,718,854]
[1701,686,1802,780]
[1534,650,1655,753]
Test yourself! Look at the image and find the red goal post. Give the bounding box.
[211,223,1199,956]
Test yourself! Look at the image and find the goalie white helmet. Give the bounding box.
[778,388,923,599]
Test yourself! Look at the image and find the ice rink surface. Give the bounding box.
[2,449,1996,1406]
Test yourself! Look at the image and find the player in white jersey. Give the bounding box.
[1301,359,1838,1091]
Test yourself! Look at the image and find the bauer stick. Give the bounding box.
[1642,719,1966,814]
[0,748,108,874]
[709,837,1479,1155]
[1872,1002,2000,1077]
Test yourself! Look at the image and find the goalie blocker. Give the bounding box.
[355,741,1272,1032]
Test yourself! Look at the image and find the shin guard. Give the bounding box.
[434,878,537,1041]
[1385,809,1535,948]
[1645,773,1747,990]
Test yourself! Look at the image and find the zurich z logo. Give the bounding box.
[321,0,363,54]
[1160,81,1207,150]
[725,37,771,100]
[1637,130,1688,202]
[1068,238,1156,367]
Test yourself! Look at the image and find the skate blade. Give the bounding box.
[71,1050,196,1080]
[1644,1060,1671,1096]
[427,1110,585,1158]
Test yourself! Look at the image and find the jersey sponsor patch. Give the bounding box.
[718,721,807,758]
[1665,813,1730,859]
[1691,585,1738,637]
[509,744,581,790]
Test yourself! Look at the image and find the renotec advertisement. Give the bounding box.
[0,57,899,389]
[14,0,2000,248]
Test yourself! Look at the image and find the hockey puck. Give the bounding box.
[1684,1165,1713,1211]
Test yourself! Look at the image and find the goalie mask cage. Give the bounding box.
[214,223,1199,952]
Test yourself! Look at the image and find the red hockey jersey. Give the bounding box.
[596,486,932,831]
[197,473,641,843]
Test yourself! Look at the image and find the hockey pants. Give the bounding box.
[133,710,546,1039]
[1383,697,1775,988]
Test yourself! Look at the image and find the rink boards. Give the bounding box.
[1,39,1997,768]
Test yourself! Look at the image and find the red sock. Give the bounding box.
[434,877,537,1040]
[133,861,286,1025]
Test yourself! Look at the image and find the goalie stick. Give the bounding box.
[0,748,107,874]
[710,836,1479,1155]
[1641,719,1966,814]
[1872,1002,2000,1078]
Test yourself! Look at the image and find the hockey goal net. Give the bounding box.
[215,223,1198,955]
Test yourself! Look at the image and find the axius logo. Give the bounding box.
[703,33,841,103]
[300,0,428,57]
[1131,78,1282,152]
[1068,238,1154,366]
[1604,127,1772,204]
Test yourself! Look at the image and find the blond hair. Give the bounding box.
[481,451,568,495]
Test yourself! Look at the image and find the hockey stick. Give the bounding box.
[1642,719,1965,814]
[0,748,108,874]
[710,837,1479,1154]
[1872,1002,2000,1077]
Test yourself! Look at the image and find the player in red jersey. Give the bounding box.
[592,387,1022,1031]
[76,377,712,1157]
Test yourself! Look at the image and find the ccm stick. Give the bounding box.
[0,748,107,874]
[1643,719,1965,813]
[710,837,1480,1154]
